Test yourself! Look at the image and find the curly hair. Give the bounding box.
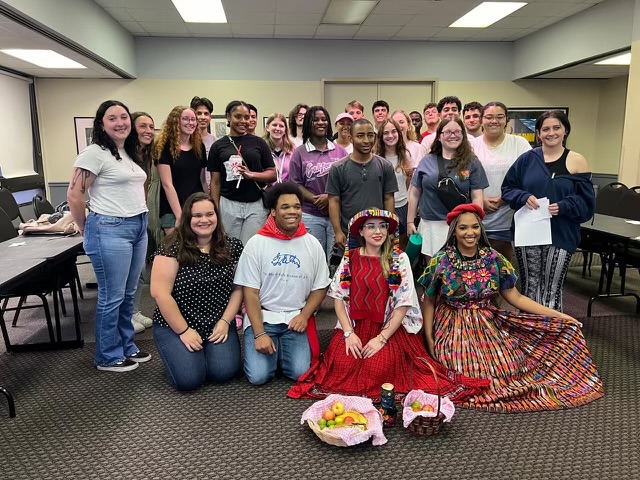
[162,192,232,266]
[375,118,413,179]
[264,113,295,154]
[429,118,475,176]
[301,106,333,144]
[91,100,138,162]
[153,106,204,164]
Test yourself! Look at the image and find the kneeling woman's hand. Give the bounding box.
[180,328,203,352]
[209,319,230,344]
[345,334,363,358]
[361,335,386,359]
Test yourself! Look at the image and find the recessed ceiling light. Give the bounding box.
[0,49,86,68]
[450,2,527,28]
[595,52,631,65]
[322,0,378,25]
[171,0,227,23]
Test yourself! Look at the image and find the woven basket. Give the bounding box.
[307,419,349,447]
[407,357,446,437]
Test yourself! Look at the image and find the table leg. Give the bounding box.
[0,385,16,418]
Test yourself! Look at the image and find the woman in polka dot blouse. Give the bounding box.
[150,192,244,391]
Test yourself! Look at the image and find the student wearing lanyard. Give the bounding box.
[263,113,295,184]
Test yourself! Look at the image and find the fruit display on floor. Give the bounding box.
[316,401,368,431]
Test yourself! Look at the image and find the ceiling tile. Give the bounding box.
[373,0,441,15]
[104,7,136,22]
[224,0,277,13]
[392,26,441,39]
[124,8,182,22]
[94,0,125,7]
[230,24,275,35]
[469,28,524,41]
[119,0,170,8]
[275,13,323,25]
[406,14,458,28]
[227,12,276,25]
[119,21,147,33]
[276,0,329,14]
[506,28,537,40]
[511,2,578,17]
[431,27,477,40]
[559,3,599,16]
[314,24,359,37]
[185,23,233,35]
[363,14,413,26]
[138,22,190,34]
[274,25,316,36]
[355,25,401,38]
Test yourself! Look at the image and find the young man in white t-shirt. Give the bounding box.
[234,182,330,385]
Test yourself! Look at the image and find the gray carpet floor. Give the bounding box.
[1,260,639,479]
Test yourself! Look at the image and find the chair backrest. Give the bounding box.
[617,189,640,221]
[0,207,18,242]
[0,186,24,223]
[32,194,55,218]
[595,182,628,217]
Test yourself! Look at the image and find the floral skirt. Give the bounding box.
[434,302,605,412]
[288,317,489,403]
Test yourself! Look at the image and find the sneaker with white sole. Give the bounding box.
[132,319,145,334]
[127,351,151,363]
[132,311,153,328]
[96,359,139,372]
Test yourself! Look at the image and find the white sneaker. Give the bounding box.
[132,319,145,334]
[132,311,153,328]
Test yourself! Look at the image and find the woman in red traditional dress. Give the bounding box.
[419,203,604,412]
[288,208,489,402]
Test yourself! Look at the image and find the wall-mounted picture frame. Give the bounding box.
[212,114,228,138]
[74,117,94,154]
[507,107,569,146]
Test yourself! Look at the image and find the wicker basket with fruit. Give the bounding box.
[300,394,387,447]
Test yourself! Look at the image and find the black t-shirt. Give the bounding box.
[208,135,274,202]
[152,236,243,337]
[159,144,207,217]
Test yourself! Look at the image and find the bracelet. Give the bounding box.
[177,326,190,336]
[378,333,388,345]
[254,331,268,340]
[220,318,232,327]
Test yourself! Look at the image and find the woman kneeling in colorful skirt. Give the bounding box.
[288,208,488,402]
[419,203,604,412]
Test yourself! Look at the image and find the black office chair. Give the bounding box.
[579,182,629,277]
[0,186,25,226]
[0,208,57,350]
[32,194,55,218]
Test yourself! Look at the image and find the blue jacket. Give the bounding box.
[501,148,595,253]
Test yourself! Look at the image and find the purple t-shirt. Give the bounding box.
[288,140,348,217]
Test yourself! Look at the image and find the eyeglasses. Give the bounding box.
[441,130,463,137]
[181,117,197,123]
[362,222,389,232]
[483,115,506,121]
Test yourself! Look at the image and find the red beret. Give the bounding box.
[446,203,486,225]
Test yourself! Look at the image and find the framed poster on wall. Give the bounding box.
[212,114,228,138]
[507,107,569,146]
[74,117,94,154]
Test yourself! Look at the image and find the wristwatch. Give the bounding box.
[343,330,354,338]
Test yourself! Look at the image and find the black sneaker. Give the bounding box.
[96,358,139,372]
[127,351,151,363]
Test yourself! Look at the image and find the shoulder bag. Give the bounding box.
[436,156,468,211]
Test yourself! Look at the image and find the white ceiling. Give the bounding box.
[94,0,604,42]
[0,0,627,79]
[0,12,121,78]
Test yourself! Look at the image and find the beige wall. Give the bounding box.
[37,77,624,182]
[595,76,628,174]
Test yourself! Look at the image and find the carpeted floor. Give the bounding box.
[1,260,639,479]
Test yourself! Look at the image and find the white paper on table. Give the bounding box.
[625,220,640,225]
[514,197,552,247]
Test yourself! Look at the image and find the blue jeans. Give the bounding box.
[84,212,148,367]
[302,213,334,261]
[219,196,268,245]
[244,324,311,385]
[153,324,241,391]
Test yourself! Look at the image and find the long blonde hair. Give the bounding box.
[153,105,204,163]
[375,118,413,179]
[359,228,394,279]
[391,109,418,142]
[263,113,294,154]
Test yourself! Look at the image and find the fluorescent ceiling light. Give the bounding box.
[450,2,527,28]
[595,52,631,65]
[0,49,86,68]
[171,0,227,23]
[322,0,378,25]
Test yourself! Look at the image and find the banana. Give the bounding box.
[343,410,368,428]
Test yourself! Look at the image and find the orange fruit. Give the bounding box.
[322,410,336,421]
[343,416,354,425]
[422,404,435,412]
